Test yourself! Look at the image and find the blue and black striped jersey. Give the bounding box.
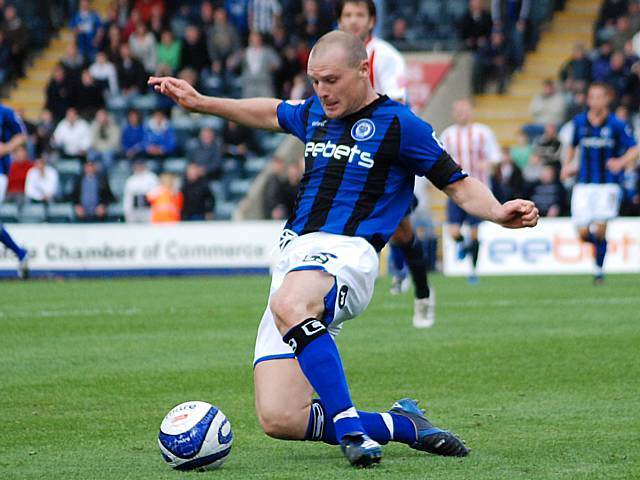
[0,104,27,175]
[571,112,636,185]
[277,95,467,251]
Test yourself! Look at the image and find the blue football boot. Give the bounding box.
[340,432,383,467]
[389,398,469,457]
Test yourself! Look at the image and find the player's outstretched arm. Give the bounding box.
[444,176,539,229]
[148,76,283,132]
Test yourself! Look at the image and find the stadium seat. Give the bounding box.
[163,157,188,176]
[47,203,74,223]
[19,203,46,223]
[245,156,269,176]
[215,201,235,220]
[0,203,19,223]
[108,172,129,200]
[56,158,83,176]
[227,178,252,201]
[106,204,125,222]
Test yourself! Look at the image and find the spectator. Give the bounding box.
[275,44,302,98]
[623,61,640,111]
[122,8,142,41]
[146,172,183,223]
[226,0,250,38]
[592,40,614,81]
[52,107,92,159]
[263,157,301,219]
[71,160,115,222]
[89,109,121,169]
[0,31,11,85]
[187,127,224,179]
[135,0,165,23]
[206,7,241,75]
[169,4,193,40]
[143,110,177,159]
[238,31,281,98]
[32,110,55,158]
[73,69,105,118]
[122,109,145,160]
[2,5,29,78]
[123,159,158,222]
[45,64,73,122]
[179,24,210,73]
[199,1,216,30]
[296,0,333,46]
[460,0,493,51]
[89,51,119,95]
[116,42,148,97]
[527,162,567,217]
[596,0,629,40]
[24,156,59,204]
[60,43,86,87]
[604,51,631,99]
[564,88,588,123]
[5,145,33,204]
[148,4,168,40]
[181,163,216,220]
[472,29,509,94]
[559,43,592,91]
[528,79,567,131]
[491,0,530,70]
[71,0,104,61]
[532,123,563,167]
[610,15,635,51]
[223,120,255,173]
[157,29,182,73]
[492,147,525,202]
[248,0,282,39]
[389,17,411,49]
[129,20,157,73]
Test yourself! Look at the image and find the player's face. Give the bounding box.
[308,50,368,119]
[587,86,610,112]
[338,3,375,42]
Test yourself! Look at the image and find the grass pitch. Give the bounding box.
[1,273,639,479]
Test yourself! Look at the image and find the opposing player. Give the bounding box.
[441,98,501,284]
[150,31,538,468]
[560,82,638,285]
[0,103,29,279]
[338,0,434,328]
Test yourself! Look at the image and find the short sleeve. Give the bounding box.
[4,108,26,138]
[276,98,311,143]
[400,114,467,190]
[571,117,580,147]
[617,120,637,150]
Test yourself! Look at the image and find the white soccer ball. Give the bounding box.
[158,400,233,471]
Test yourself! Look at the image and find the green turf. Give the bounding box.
[1,274,639,479]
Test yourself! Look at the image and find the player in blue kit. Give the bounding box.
[150,31,539,468]
[0,103,29,279]
[561,83,638,285]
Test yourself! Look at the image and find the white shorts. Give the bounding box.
[571,183,621,227]
[253,231,379,367]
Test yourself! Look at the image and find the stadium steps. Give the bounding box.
[3,0,112,121]
[473,0,600,146]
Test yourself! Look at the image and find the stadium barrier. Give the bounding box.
[443,218,640,276]
[0,221,283,278]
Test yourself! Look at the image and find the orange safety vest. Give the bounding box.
[146,185,183,223]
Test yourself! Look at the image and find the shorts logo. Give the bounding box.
[303,252,337,264]
[338,286,348,309]
[351,119,375,141]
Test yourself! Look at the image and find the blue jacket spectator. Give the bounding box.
[122,110,145,159]
[143,110,177,159]
[71,0,103,61]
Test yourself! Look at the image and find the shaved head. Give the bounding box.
[310,30,367,68]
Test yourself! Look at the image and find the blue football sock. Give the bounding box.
[284,319,364,441]
[390,243,405,272]
[595,238,607,268]
[305,399,417,446]
[0,226,26,259]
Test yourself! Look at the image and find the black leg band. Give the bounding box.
[283,318,328,356]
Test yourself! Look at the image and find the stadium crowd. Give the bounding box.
[1,0,640,224]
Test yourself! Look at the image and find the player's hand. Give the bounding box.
[559,163,576,181]
[148,76,203,111]
[492,199,539,229]
[606,157,625,174]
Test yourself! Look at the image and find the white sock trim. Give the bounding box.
[380,412,394,439]
[333,407,359,423]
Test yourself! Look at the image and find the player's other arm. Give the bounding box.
[0,132,26,156]
[148,76,283,132]
[560,145,577,181]
[444,176,539,229]
[608,145,639,174]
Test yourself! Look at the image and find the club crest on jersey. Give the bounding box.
[351,119,375,141]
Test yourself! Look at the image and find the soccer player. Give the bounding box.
[560,82,638,285]
[150,31,539,468]
[441,98,501,284]
[337,0,435,328]
[0,102,29,279]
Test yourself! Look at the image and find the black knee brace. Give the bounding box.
[283,318,328,355]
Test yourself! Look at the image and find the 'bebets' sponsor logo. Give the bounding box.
[304,140,374,169]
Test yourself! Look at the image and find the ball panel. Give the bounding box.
[158,406,217,459]
[173,445,232,471]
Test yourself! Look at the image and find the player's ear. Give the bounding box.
[359,58,370,78]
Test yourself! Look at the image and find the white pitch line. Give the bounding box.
[378,296,640,310]
[0,307,141,318]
